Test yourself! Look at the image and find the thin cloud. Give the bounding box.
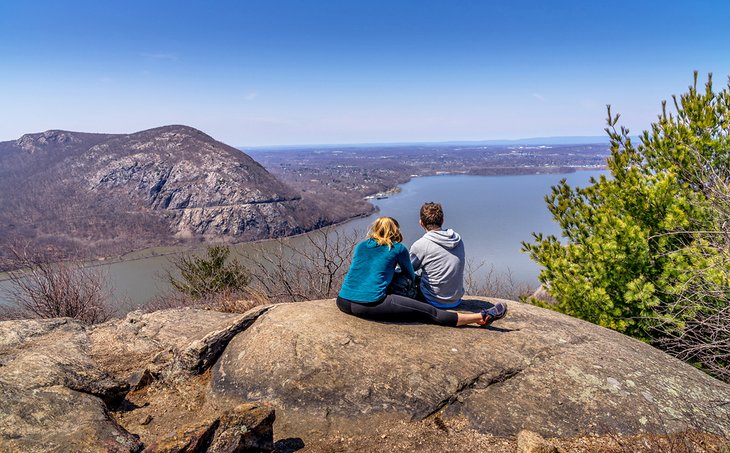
[244,91,259,101]
[533,93,546,102]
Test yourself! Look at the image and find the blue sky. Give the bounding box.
[1,0,729,146]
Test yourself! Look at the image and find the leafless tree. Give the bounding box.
[239,227,534,304]
[1,245,115,324]
[464,258,535,301]
[240,227,362,302]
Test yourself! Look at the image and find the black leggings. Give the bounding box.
[336,295,459,327]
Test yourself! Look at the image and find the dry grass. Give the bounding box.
[143,287,272,314]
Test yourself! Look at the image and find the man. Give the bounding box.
[409,202,466,309]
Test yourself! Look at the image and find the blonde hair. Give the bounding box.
[368,217,403,249]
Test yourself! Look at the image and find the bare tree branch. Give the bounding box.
[239,228,362,302]
[1,244,115,324]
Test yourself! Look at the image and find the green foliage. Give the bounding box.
[168,245,250,298]
[523,72,729,342]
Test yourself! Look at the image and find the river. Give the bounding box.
[0,170,606,308]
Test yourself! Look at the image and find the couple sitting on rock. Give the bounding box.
[336,202,507,327]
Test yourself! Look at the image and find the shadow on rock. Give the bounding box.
[459,298,498,312]
[274,437,306,452]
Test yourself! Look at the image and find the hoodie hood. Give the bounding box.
[424,229,462,249]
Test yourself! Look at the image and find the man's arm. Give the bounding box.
[409,240,423,272]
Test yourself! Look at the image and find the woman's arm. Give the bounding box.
[396,244,416,280]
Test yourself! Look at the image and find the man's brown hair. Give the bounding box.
[420,202,443,230]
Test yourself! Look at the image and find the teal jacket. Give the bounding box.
[339,238,416,303]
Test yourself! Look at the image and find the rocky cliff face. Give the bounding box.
[80,126,317,238]
[1,298,728,452]
[0,126,328,264]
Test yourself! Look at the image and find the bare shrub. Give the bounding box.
[464,258,535,301]
[240,227,361,302]
[213,287,272,313]
[655,147,730,382]
[146,230,358,313]
[1,245,115,324]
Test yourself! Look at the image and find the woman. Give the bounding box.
[337,217,506,327]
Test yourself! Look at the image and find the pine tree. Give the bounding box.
[168,245,250,298]
[522,72,729,351]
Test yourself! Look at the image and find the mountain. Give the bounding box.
[0,125,329,266]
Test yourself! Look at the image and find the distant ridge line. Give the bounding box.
[244,135,619,150]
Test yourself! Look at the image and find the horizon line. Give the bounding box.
[241,135,614,149]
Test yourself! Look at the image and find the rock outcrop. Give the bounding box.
[1,384,142,453]
[88,305,272,382]
[517,430,559,453]
[2,298,729,452]
[209,298,730,441]
[0,308,274,452]
[0,126,328,266]
[142,403,275,453]
[0,318,141,452]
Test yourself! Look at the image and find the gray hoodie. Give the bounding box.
[409,229,465,307]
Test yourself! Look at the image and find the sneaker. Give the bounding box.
[479,303,507,326]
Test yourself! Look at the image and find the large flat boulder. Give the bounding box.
[3,300,728,451]
[209,298,730,441]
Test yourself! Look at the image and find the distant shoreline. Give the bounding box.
[97,166,609,263]
[0,166,606,282]
[0,210,374,282]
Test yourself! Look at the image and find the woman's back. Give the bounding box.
[338,238,411,303]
